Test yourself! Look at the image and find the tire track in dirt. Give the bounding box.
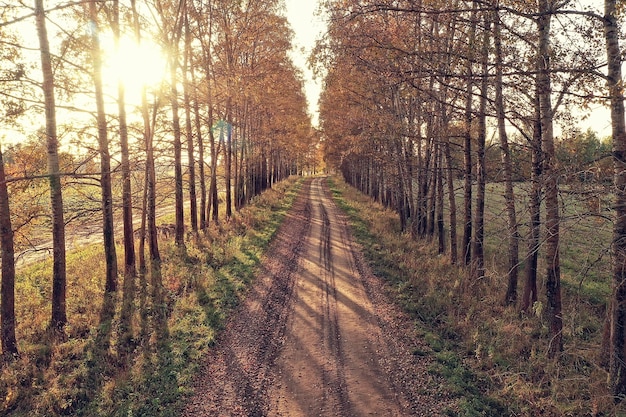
[182,176,457,416]
[181,179,312,417]
[269,177,402,416]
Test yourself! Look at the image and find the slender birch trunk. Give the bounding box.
[605,0,626,398]
[35,0,67,334]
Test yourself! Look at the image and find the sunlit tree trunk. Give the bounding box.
[420,129,434,237]
[209,106,219,224]
[233,110,240,211]
[171,54,185,245]
[441,13,458,264]
[192,0,217,226]
[131,0,159,265]
[35,0,67,334]
[113,0,136,354]
[236,105,247,209]
[191,64,207,230]
[89,0,118,297]
[138,173,148,273]
[183,9,198,233]
[0,147,18,359]
[427,135,437,238]
[605,0,626,398]
[436,141,445,254]
[225,99,233,220]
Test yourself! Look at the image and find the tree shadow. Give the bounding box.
[132,263,179,415]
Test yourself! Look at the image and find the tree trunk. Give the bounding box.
[131,0,159,265]
[493,10,519,305]
[138,171,148,274]
[537,0,563,357]
[171,55,185,245]
[521,87,542,312]
[225,107,233,220]
[191,64,207,230]
[472,17,489,281]
[89,1,118,297]
[183,10,198,233]
[35,0,67,334]
[148,99,160,263]
[114,0,136,356]
[436,142,445,254]
[209,108,219,224]
[605,0,626,398]
[0,147,18,359]
[445,137,458,264]
[233,114,240,211]
[462,6,477,266]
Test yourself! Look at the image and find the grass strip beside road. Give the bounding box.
[327,176,511,417]
[0,177,301,417]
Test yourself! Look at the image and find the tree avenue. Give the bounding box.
[2,0,626,414]
[315,0,626,410]
[0,0,315,414]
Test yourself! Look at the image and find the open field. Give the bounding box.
[461,181,612,307]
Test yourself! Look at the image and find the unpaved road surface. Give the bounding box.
[182,177,455,416]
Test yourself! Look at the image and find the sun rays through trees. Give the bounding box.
[0,0,316,414]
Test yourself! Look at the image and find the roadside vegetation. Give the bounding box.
[0,177,300,417]
[329,175,619,416]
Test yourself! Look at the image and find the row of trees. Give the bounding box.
[0,0,316,363]
[316,0,626,398]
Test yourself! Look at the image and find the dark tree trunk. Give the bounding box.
[444,138,458,264]
[537,0,563,357]
[522,87,542,312]
[0,147,18,359]
[494,10,519,305]
[471,18,489,281]
[605,0,626,398]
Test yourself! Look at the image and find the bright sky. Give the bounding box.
[284,0,326,127]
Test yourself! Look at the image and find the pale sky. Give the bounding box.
[284,0,326,127]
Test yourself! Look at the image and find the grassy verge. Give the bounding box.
[0,177,301,417]
[327,176,621,416]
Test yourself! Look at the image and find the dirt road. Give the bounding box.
[182,177,454,416]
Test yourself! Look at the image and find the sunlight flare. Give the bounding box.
[102,35,167,100]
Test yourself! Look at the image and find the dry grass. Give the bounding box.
[329,176,623,417]
[0,176,301,416]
